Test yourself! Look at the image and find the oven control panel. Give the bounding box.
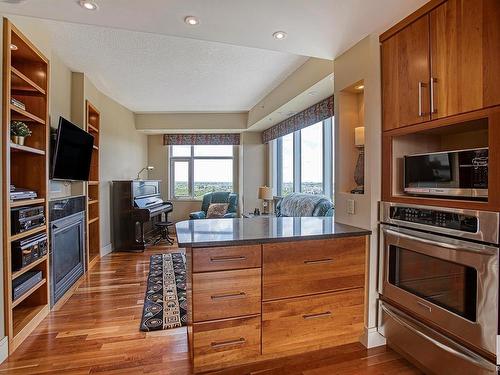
[390,206,478,233]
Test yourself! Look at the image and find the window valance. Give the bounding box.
[164,133,240,146]
[262,95,334,143]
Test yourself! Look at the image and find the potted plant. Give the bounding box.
[11,121,32,146]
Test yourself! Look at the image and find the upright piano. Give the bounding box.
[112,180,173,251]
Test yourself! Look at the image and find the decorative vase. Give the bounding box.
[351,148,364,194]
[11,136,25,146]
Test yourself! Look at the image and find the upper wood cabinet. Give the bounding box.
[430,0,500,119]
[381,15,430,131]
[382,0,500,131]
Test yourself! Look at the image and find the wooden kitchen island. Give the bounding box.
[176,216,371,373]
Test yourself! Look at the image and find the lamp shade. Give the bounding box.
[258,186,273,200]
[354,126,365,147]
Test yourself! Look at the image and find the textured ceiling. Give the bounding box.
[33,18,308,112]
[1,0,429,59]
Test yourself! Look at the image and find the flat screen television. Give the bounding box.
[51,117,94,181]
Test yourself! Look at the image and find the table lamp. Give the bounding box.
[258,186,273,214]
[136,166,154,180]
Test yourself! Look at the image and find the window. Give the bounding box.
[275,118,333,197]
[279,133,294,196]
[170,145,234,200]
[301,122,323,194]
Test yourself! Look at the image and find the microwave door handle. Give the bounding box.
[382,226,497,256]
[381,303,497,372]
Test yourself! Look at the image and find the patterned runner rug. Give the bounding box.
[140,253,187,331]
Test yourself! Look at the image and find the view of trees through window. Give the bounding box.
[171,145,233,199]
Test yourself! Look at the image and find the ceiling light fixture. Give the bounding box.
[355,84,364,90]
[308,91,317,96]
[184,16,199,26]
[79,0,98,10]
[273,31,287,40]
[9,44,18,51]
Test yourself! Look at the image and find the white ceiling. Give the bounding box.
[2,0,429,59]
[1,0,429,114]
[18,17,308,112]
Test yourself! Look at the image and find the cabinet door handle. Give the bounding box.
[210,256,246,262]
[211,337,246,349]
[304,258,333,265]
[430,77,437,114]
[303,311,332,320]
[211,292,246,300]
[418,81,427,117]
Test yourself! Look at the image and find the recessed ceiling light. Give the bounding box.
[79,0,98,10]
[9,44,18,51]
[355,84,364,90]
[308,91,317,96]
[273,31,287,40]
[184,16,199,26]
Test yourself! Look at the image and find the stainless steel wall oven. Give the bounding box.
[379,202,499,374]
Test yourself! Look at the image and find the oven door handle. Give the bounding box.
[382,226,498,256]
[381,303,497,372]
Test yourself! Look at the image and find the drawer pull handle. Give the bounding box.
[416,301,432,313]
[211,337,246,349]
[210,256,246,262]
[303,311,332,320]
[211,292,246,300]
[304,258,333,265]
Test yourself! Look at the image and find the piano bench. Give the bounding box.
[153,221,175,246]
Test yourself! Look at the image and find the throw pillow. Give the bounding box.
[206,203,229,219]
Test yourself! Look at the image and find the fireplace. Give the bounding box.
[49,196,86,306]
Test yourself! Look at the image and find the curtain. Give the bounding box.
[262,95,333,143]
[164,133,240,145]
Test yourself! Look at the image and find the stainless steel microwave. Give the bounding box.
[404,148,488,199]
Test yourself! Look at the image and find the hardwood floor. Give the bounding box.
[0,245,422,374]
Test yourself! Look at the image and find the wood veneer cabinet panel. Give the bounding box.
[192,268,261,322]
[192,245,261,272]
[381,15,431,131]
[2,19,50,354]
[262,288,364,355]
[382,107,500,211]
[193,315,261,371]
[430,0,500,119]
[262,237,366,301]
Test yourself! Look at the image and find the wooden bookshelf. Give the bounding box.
[86,100,100,268]
[2,18,50,354]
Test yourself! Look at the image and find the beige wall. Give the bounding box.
[333,34,383,347]
[247,58,333,128]
[82,78,148,252]
[239,132,267,214]
[136,112,248,132]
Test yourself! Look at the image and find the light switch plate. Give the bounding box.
[347,199,355,215]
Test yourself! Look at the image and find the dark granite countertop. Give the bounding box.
[175,217,371,248]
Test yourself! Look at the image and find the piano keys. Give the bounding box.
[112,180,173,252]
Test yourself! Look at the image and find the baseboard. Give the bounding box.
[100,243,112,257]
[359,326,386,348]
[0,336,8,364]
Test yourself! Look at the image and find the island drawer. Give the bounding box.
[262,288,364,355]
[192,245,261,272]
[193,315,261,371]
[193,268,261,322]
[262,237,366,300]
